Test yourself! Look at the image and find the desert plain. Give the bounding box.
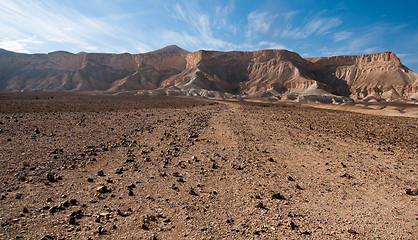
[0,93,417,239]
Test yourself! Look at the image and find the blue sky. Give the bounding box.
[1,0,417,71]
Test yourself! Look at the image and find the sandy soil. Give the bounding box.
[0,93,417,239]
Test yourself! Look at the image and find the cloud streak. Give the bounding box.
[246,11,277,38]
[279,16,342,39]
[0,0,152,53]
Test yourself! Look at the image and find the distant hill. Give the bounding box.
[0,46,417,103]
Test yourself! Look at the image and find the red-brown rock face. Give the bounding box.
[0,46,417,101]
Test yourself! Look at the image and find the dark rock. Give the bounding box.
[40,235,54,240]
[117,209,130,217]
[15,193,22,199]
[69,216,77,225]
[115,168,123,174]
[49,206,59,214]
[406,188,418,196]
[141,224,149,230]
[189,187,198,196]
[96,186,111,193]
[340,173,353,179]
[97,170,105,176]
[255,202,266,209]
[87,178,94,182]
[288,221,298,230]
[177,178,185,183]
[22,207,29,213]
[46,172,61,182]
[272,193,286,200]
[347,229,359,234]
[287,176,295,181]
[171,184,179,191]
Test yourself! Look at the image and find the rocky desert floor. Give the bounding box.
[0,93,417,240]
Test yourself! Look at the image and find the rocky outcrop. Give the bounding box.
[0,46,417,102]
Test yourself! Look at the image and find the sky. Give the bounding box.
[0,0,417,71]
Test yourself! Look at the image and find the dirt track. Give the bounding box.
[0,94,417,239]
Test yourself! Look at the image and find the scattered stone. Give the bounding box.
[406,188,418,196]
[98,226,105,235]
[15,193,22,199]
[115,168,123,174]
[341,162,347,168]
[22,207,29,214]
[34,128,40,134]
[128,190,134,196]
[340,173,353,179]
[347,229,359,234]
[68,216,77,225]
[40,235,54,240]
[226,219,234,224]
[272,193,286,200]
[288,221,298,230]
[49,206,59,214]
[117,209,130,217]
[171,184,179,191]
[296,184,304,190]
[46,172,62,182]
[287,176,295,181]
[189,187,198,196]
[211,163,219,169]
[87,178,94,182]
[267,157,275,162]
[97,170,105,176]
[299,229,311,235]
[141,224,149,230]
[96,186,111,193]
[177,178,185,183]
[255,202,266,209]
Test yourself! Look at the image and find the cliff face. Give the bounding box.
[307,52,417,100]
[0,46,417,102]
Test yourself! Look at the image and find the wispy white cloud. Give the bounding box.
[247,11,277,38]
[0,0,150,53]
[280,16,342,39]
[214,0,238,34]
[167,1,236,50]
[258,41,286,50]
[333,31,352,42]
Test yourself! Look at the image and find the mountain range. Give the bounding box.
[1,45,417,103]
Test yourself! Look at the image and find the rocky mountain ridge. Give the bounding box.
[0,46,417,103]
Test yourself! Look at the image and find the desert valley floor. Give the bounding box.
[0,94,417,239]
